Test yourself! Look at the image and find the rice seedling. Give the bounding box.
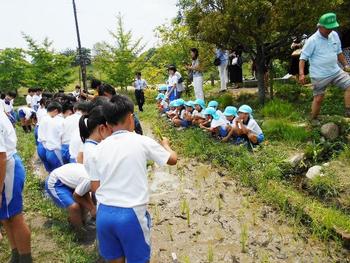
[180,198,187,215]
[240,224,249,253]
[182,255,191,263]
[217,196,222,211]
[167,223,174,242]
[208,244,214,263]
[186,202,191,227]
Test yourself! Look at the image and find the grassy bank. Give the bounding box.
[0,128,97,262]
[140,88,350,246]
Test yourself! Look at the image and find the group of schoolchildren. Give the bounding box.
[156,86,264,147]
[1,85,177,263]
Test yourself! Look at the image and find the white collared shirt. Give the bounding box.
[62,112,82,144]
[38,115,51,145]
[45,115,64,150]
[134,79,147,90]
[26,95,32,107]
[18,106,35,120]
[0,111,17,160]
[69,128,83,160]
[36,107,47,125]
[91,131,170,208]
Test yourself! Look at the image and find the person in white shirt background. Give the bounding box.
[25,88,34,108]
[72,85,81,101]
[90,94,177,263]
[134,72,147,112]
[166,65,180,102]
[2,91,17,125]
[216,48,229,92]
[34,98,48,145]
[186,48,205,100]
[17,106,36,133]
[31,88,42,112]
[0,110,32,263]
[61,101,90,164]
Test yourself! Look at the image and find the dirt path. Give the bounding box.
[144,125,349,263]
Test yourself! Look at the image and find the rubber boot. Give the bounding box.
[8,249,19,263]
[19,254,32,263]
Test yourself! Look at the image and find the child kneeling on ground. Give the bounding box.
[45,163,96,230]
[221,106,239,142]
[235,105,264,145]
[171,99,185,125]
[91,94,177,263]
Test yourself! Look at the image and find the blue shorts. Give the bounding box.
[97,204,151,262]
[46,149,64,172]
[18,109,25,119]
[219,127,228,137]
[61,144,70,164]
[180,120,192,127]
[37,142,51,172]
[69,158,76,163]
[34,125,39,145]
[0,154,25,220]
[257,133,265,144]
[45,178,75,208]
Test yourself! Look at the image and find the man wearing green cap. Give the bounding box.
[299,13,350,120]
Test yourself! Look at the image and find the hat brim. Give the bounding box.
[323,21,339,29]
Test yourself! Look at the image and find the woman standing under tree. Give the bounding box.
[186,48,204,99]
[228,49,243,89]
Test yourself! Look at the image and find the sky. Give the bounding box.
[0,0,178,52]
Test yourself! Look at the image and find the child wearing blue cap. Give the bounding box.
[173,101,195,127]
[171,99,186,125]
[235,105,264,145]
[158,85,168,94]
[192,99,206,126]
[208,100,225,119]
[221,106,240,142]
[200,107,228,137]
[156,94,168,113]
[166,100,177,119]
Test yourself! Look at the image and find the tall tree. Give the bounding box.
[62,47,92,67]
[24,34,74,92]
[0,48,29,93]
[180,0,347,104]
[93,14,145,89]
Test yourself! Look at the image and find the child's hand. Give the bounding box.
[222,136,229,142]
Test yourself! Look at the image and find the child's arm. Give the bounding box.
[0,152,6,207]
[73,192,96,217]
[91,181,100,193]
[160,138,177,165]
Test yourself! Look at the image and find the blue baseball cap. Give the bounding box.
[194,99,206,109]
[173,99,185,107]
[185,101,195,108]
[238,105,253,117]
[158,85,168,91]
[208,100,219,108]
[169,101,176,107]
[223,106,238,117]
[203,107,220,120]
[156,93,166,100]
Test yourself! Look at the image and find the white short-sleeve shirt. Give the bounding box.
[82,140,98,179]
[62,112,82,144]
[210,117,227,129]
[91,131,170,208]
[38,115,51,144]
[18,106,35,120]
[0,111,17,159]
[36,108,47,125]
[26,95,32,106]
[246,119,263,135]
[69,128,83,160]
[45,115,64,151]
[193,109,205,119]
[134,79,147,90]
[49,163,90,196]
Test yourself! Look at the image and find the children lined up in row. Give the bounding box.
[156,94,264,146]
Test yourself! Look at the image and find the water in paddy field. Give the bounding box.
[144,125,349,263]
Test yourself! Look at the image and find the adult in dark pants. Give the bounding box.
[134,72,147,112]
[228,50,243,89]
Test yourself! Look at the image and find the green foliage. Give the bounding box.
[215,94,234,109]
[181,0,347,104]
[0,48,29,93]
[61,47,92,67]
[23,34,74,91]
[93,14,145,88]
[261,99,301,120]
[262,120,310,142]
[308,175,339,200]
[274,83,307,102]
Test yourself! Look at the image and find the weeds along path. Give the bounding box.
[0,129,97,263]
[142,123,349,263]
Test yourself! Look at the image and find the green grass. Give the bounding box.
[262,119,310,142]
[261,99,301,121]
[0,128,97,262]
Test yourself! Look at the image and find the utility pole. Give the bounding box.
[72,0,87,92]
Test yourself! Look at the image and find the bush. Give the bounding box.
[262,119,310,142]
[216,94,234,109]
[308,175,339,200]
[261,99,301,120]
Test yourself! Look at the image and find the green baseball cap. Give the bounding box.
[318,13,339,29]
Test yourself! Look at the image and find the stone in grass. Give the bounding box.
[288,153,305,167]
[306,165,323,179]
[320,122,340,140]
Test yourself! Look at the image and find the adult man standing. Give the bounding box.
[299,13,350,121]
[134,72,147,112]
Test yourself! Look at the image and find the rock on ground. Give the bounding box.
[306,165,323,179]
[288,153,305,167]
[320,123,339,140]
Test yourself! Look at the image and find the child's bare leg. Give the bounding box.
[67,203,83,229]
[247,132,258,144]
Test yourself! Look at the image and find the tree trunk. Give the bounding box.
[269,60,274,100]
[255,45,266,105]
